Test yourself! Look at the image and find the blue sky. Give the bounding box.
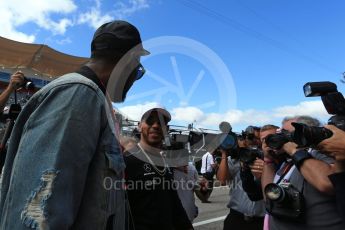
[1,0,345,131]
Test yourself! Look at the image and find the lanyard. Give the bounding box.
[275,162,294,184]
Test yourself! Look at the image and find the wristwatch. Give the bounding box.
[291,150,312,170]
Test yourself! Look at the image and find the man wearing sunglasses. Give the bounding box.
[0,20,148,230]
[124,108,193,230]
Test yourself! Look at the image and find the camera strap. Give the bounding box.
[275,162,294,185]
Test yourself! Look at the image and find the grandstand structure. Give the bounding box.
[0,36,89,136]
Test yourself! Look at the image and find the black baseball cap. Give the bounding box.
[141,108,171,123]
[91,20,150,56]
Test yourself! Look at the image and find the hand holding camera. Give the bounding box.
[249,158,264,179]
[281,142,298,156]
[317,125,345,161]
[9,71,25,90]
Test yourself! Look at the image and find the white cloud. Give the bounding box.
[172,107,204,123]
[273,101,328,118]
[0,0,150,43]
[117,100,330,131]
[113,0,150,19]
[78,0,150,29]
[77,0,113,29]
[118,102,163,121]
[56,37,72,45]
[0,0,76,42]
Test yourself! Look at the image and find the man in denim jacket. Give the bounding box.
[0,20,149,230]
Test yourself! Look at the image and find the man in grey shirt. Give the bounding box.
[262,116,345,230]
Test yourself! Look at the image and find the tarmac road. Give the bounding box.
[193,186,230,230]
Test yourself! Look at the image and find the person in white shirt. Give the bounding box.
[200,150,218,202]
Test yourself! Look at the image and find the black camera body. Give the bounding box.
[265,122,334,149]
[20,77,35,90]
[266,82,345,149]
[1,104,21,121]
[239,146,263,165]
[265,182,305,221]
[265,131,293,150]
[291,122,333,148]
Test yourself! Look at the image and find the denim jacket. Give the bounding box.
[0,73,126,230]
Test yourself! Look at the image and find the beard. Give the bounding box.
[142,130,163,147]
[114,66,138,103]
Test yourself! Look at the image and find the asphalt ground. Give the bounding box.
[193,186,230,230]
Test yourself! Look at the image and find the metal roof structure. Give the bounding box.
[0,36,89,81]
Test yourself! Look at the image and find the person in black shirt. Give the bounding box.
[124,108,193,230]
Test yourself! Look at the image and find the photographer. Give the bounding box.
[242,125,261,147]
[240,125,280,203]
[0,71,24,112]
[262,116,344,230]
[318,125,345,222]
[217,138,265,230]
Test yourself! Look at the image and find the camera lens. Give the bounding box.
[265,183,284,202]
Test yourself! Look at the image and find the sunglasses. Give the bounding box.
[135,63,146,81]
[144,115,169,126]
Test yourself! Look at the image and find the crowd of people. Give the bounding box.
[0,19,344,230]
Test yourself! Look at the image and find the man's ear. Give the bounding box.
[138,122,142,132]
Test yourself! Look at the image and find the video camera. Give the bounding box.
[266,81,345,149]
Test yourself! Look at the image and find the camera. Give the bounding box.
[239,146,263,165]
[264,182,304,221]
[241,126,260,140]
[291,122,333,147]
[265,122,335,149]
[18,77,35,90]
[304,81,345,128]
[218,121,238,152]
[265,130,293,150]
[266,81,345,149]
[292,81,345,147]
[188,131,238,153]
[189,121,239,153]
[217,132,238,151]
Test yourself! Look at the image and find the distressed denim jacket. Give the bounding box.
[0,73,126,230]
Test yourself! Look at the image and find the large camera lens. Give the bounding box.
[265,183,285,202]
[292,123,333,147]
[218,133,237,151]
[20,77,35,90]
[265,133,292,150]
